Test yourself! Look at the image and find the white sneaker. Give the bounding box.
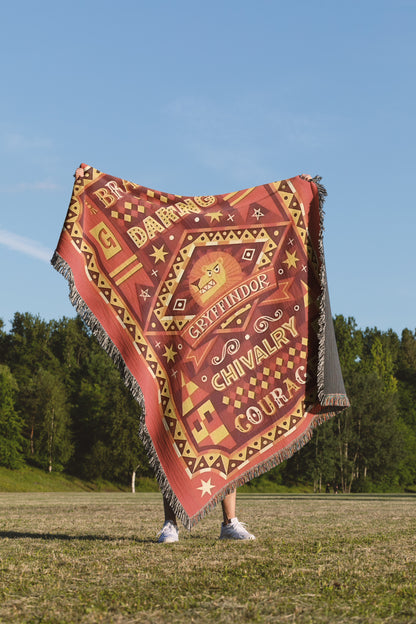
[157,521,179,543]
[219,517,256,540]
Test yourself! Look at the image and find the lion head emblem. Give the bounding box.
[189,251,243,306]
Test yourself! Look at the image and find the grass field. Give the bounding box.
[0,466,160,493]
[0,493,415,623]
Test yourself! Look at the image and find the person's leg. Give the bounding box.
[221,490,236,523]
[158,495,179,543]
[219,489,255,540]
[163,494,177,524]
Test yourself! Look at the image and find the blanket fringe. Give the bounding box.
[51,250,188,526]
[312,176,328,404]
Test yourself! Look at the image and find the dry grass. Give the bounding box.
[0,492,415,623]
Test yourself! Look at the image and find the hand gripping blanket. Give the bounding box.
[52,165,349,527]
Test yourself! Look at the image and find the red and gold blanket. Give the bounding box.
[52,165,349,526]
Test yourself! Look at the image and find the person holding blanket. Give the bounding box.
[74,166,313,543]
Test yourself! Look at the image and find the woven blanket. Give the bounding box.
[52,165,349,526]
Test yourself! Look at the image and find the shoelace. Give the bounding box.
[230,520,255,538]
[229,520,250,531]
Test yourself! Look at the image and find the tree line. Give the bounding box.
[0,312,415,492]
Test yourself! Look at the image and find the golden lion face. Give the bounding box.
[189,252,243,306]
[193,258,227,304]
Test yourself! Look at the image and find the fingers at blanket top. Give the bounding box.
[74,163,89,180]
[299,173,312,181]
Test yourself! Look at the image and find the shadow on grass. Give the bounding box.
[0,530,155,543]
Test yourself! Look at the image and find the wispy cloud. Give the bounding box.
[0,229,52,263]
[0,179,60,192]
[4,132,53,152]
[0,180,60,193]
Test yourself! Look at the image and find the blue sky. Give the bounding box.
[1,0,415,335]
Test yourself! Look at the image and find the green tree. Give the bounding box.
[331,315,364,492]
[0,364,24,468]
[286,316,409,493]
[397,328,416,429]
[333,326,403,492]
[3,313,56,456]
[33,368,73,472]
[1,313,74,471]
[395,328,416,487]
[67,332,148,483]
[108,384,151,485]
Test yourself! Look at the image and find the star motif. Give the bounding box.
[206,210,223,223]
[197,478,215,497]
[283,250,299,269]
[150,244,168,263]
[163,344,178,363]
[252,208,264,221]
[139,288,151,300]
